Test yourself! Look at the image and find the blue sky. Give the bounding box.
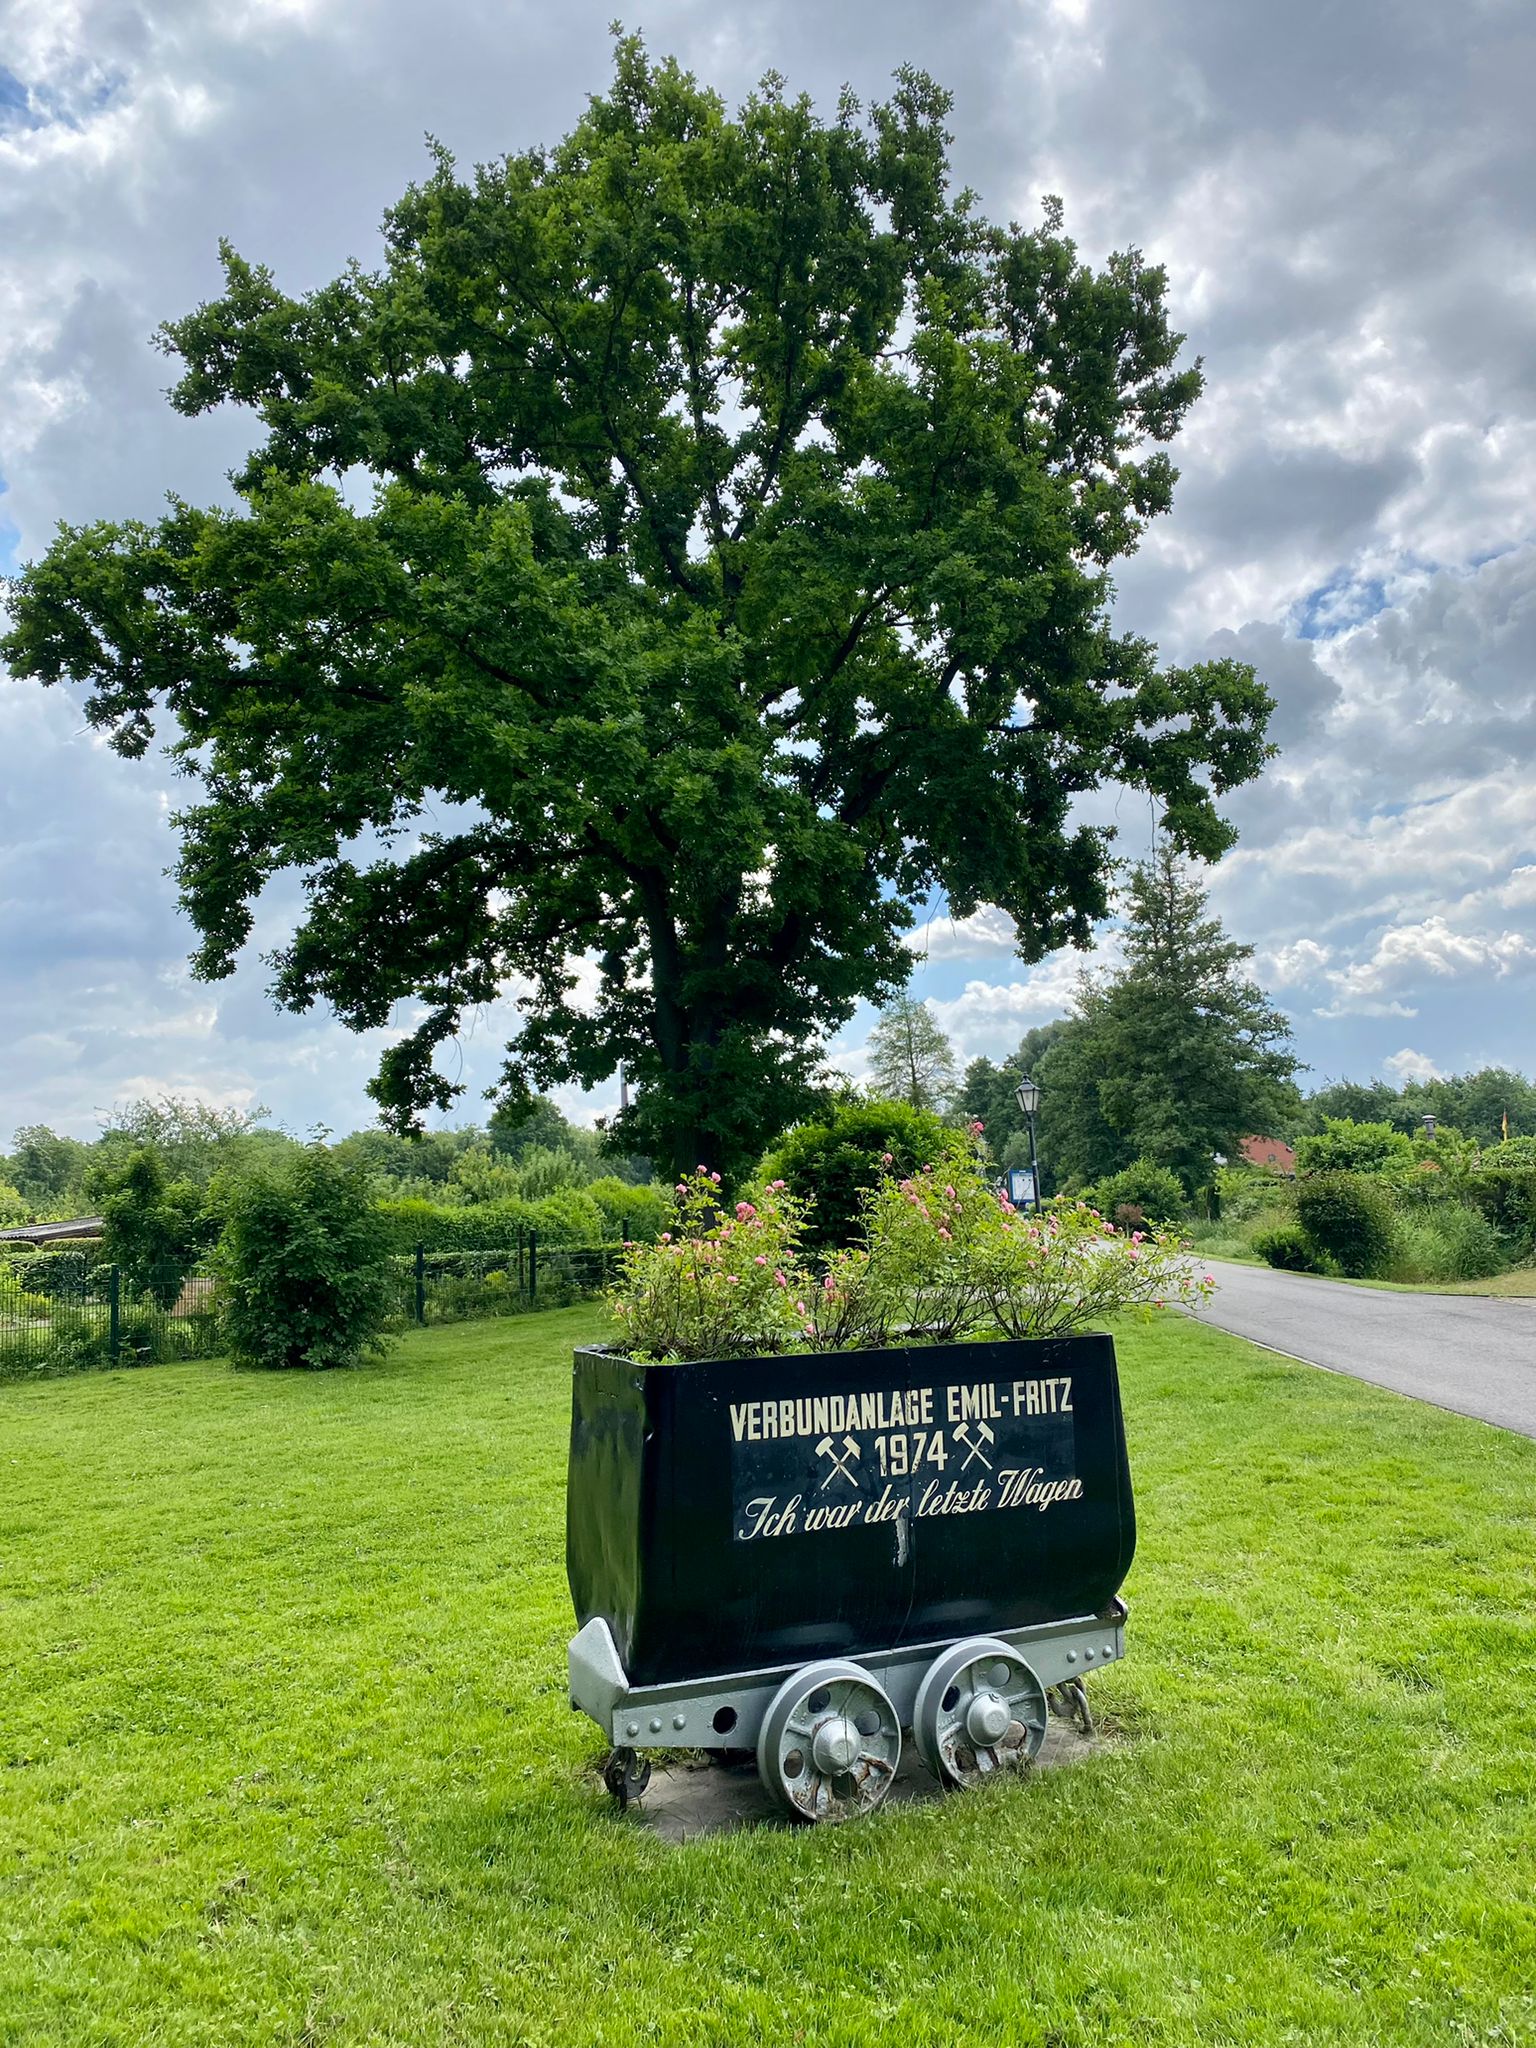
[2,0,1534,1139]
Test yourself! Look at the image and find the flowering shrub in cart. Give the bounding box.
[610,1141,1214,1361]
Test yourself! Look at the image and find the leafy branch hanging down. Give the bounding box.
[2,36,1273,1180]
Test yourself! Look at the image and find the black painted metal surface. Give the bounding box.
[567,1335,1135,1687]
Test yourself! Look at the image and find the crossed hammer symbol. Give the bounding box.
[816,1433,862,1489]
[952,1419,995,1472]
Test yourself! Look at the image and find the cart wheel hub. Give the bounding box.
[966,1692,1011,1746]
[811,1716,862,1774]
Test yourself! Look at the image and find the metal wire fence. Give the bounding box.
[390,1240,621,1325]
[1,1236,621,1378]
[0,1246,222,1379]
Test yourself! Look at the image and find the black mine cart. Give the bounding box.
[566,1333,1135,1822]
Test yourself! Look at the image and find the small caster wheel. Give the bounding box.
[913,1637,1048,1789]
[602,1746,652,1809]
[756,1659,901,1824]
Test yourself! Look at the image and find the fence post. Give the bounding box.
[414,1242,426,1326]
[107,1265,121,1366]
[529,1229,538,1305]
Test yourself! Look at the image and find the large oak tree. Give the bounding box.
[3,41,1273,1178]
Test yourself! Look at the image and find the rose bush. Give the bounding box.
[610,1148,1214,1362]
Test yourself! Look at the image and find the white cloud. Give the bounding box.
[905,906,1020,959]
[1315,915,1536,1019]
[1384,1046,1443,1084]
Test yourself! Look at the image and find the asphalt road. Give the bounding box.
[1197,1260,1536,1439]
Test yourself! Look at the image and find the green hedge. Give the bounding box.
[376,1192,627,1254]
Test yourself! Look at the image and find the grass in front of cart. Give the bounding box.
[3,1310,1534,2047]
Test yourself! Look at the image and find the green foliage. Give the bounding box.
[1081,1159,1187,1225]
[758,1099,950,1255]
[584,1177,669,1244]
[864,998,958,1113]
[5,1125,92,1210]
[611,1158,1212,1359]
[1294,1174,1397,1279]
[612,1173,809,1362]
[1478,1137,1536,1168]
[92,1147,214,1308]
[1,43,1272,1185]
[1463,1169,1536,1259]
[1386,1207,1506,1286]
[527,1188,606,1246]
[1299,1068,1536,1150]
[1295,1119,1417,1177]
[485,1095,580,1162]
[0,1179,30,1227]
[955,1022,1072,1174]
[212,1147,394,1370]
[1038,848,1300,1192]
[94,1096,286,1187]
[1253,1223,1324,1274]
[1214,1165,1294,1223]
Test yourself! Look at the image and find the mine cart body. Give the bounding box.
[567,1334,1136,1818]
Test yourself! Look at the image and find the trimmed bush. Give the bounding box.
[213,1146,394,1371]
[758,1100,950,1256]
[1253,1222,1324,1273]
[1081,1160,1187,1225]
[585,1177,670,1244]
[1294,1173,1396,1278]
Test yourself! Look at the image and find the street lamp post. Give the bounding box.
[1014,1077,1042,1214]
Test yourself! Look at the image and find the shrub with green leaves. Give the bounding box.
[1080,1160,1187,1225]
[757,1100,950,1256]
[212,1146,394,1370]
[610,1160,1214,1361]
[1253,1222,1324,1273]
[1294,1172,1397,1278]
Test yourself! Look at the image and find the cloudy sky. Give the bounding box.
[2,0,1533,1140]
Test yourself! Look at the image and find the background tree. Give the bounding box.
[93,1097,285,1186]
[1,41,1272,1183]
[865,997,958,1113]
[956,1019,1071,1165]
[1039,846,1300,1191]
[5,1127,93,1213]
[91,1148,215,1309]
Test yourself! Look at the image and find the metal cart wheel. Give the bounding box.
[756,1659,901,1824]
[912,1636,1048,1789]
[602,1745,652,1809]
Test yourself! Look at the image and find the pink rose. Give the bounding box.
[736,1201,756,1221]
[774,1271,787,1287]
[754,1254,768,1266]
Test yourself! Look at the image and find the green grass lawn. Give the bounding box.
[4,1312,1535,2047]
